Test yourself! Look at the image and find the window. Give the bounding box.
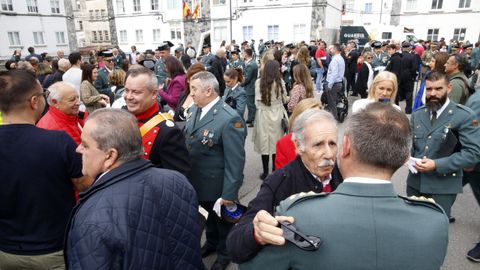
[101,9,106,18]
[1,0,13,11]
[27,0,38,13]
[427,29,439,41]
[55,31,66,44]
[406,0,417,10]
[345,0,354,12]
[170,23,182,40]
[78,20,83,30]
[167,0,180,9]
[92,31,97,42]
[104,30,109,41]
[116,0,124,13]
[431,0,443,9]
[99,31,103,41]
[213,0,226,5]
[95,10,100,19]
[364,3,372,13]
[76,0,80,9]
[267,25,279,41]
[89,10,93,19]
[453,28,466,41]
[243,0,252,2]
[243,26,253,41]
[293,24,306,42]
[33,31,45,45]
[214,25,227,42]
[136,29,143,43]
[50,0,60,13]
[382,32,392,39]
[458,0,471,8]
[7,31,21,46]
[133,0,141,12]
[119,30,127,43]
[153,29,161,42]
[151,0,159,10]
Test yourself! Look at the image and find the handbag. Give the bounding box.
[280,90,289,134]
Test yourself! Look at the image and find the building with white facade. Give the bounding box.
[393,0,480,43]
[0,0,71,59]
[112,0,343,54]
[72,0,112,48]
[342,0,393,26]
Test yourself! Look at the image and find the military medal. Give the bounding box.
[208,131,214,138]
[203,129,209,137]
[208,140,214,147]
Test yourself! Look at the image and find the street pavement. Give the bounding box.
[202,95,480,270]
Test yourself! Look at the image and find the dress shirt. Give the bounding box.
[343,177,390,184]
[431,99,450,120]
[326,53,345,89]
[200,96,220,120]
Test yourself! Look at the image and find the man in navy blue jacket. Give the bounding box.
[65,108,204,270]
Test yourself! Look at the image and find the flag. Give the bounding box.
[183,0,191,17]
[192,0,199,19]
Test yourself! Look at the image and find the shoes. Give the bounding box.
[449,216,456,223]
[247,123,254,128]
[201,245,216,258]
[467,242,480,262]
[260,173,267,180]
[210,261,229,270]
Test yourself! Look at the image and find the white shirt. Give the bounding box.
[200,96,220,120]
[62,66,82,93]
[343,177,390,184]
[431,98,450,120]
[351,99,401,114]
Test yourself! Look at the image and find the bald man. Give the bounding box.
[210,48,227,96]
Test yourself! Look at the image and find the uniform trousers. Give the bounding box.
[246,94,256,123]
[407,185,457,217]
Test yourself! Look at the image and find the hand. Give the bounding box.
[221,199,235,206]
[414,158,436,172]
[99,99,107,107]
[253,210,294,246]
[100,94,110,102]
[165,78,171,86]
[159,83,164,91]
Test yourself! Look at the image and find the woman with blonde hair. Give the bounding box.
[108,69,126,101]
[290,46,316,79]
[351,71,400,113]
[253,60,288,179]
[275,98,322,169]
[287,64,314,113]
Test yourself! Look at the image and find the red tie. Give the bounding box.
[322,183,332,193]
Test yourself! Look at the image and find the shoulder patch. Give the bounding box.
[234,121,243,129]
[276,191,328,214]
[398,195,446,214]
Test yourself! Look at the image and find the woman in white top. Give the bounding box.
[352,71,401,113]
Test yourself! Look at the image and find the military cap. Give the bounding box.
[230,49,240,55]
[402,41,412,48]
[463,43,473,49]
[264,41,271,46]
[285,43,295,49]
[202,43,211,49]
[158,41,174,51]
[98,49,113,58]
[175,47,184,53]
[382,41,389,47]
[241,40,248,45]
[372,41,382,48]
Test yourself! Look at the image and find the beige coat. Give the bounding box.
[80,80,106,113]
[252,79,288,155]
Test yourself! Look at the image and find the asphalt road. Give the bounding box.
[202,95,480,270]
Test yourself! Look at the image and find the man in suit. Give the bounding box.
[407,71,480,221]
[345,41,359,96]
[124,67,191,177]
[399,41,418,114]
[201,44,215,71]
[241,48,258,127]
[240,102,449,270]
[185,71,246,270]
[112,48,123,68]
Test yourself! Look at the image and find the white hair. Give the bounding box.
[58,58,71,71]
[291,109,337,151]
[47,81,76,105]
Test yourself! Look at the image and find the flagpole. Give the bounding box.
[229,0,233,43]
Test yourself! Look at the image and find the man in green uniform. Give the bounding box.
[185,71,246,270]
[241,48,258,127]
[94,50,115,102]
[371,40,389,76]
[201,44,215,71]
[407,71,480,220]
[112,48,123,68]
[240,103,449,270]
[154,41,173,86]
[228,50,244,70]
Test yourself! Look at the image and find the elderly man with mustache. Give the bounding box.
[227,109,342,263]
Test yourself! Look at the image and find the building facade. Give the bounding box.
[0,0,71,59]
[342,0,393,26]
[72,0,112,48]
[393,0,480,43]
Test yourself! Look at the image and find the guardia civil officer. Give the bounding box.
[185,71,246,270]
[240,102,449,270]
[154,41,173,86]
[94,50,116,103]
[407,71,480,220]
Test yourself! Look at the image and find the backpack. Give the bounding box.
[451,76,475,96]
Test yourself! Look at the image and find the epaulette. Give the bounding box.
[398,195,446,214]
[276,191,329,213]
[456,103,476,115]
[220,102,238,117]
[413,105,426,113]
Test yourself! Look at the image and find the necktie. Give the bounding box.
[194,108,202,128]
[431,111,437,126]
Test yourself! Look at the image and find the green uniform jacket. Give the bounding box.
[185,99,246,202]
[228,59,245,70]
[466,91,480,172]
[222,85,247,119]
[407,101,480,194]
[154,58,167,86]
[371,51,389,70]
[241,59,258,96]
[93,68,114,101]
[240,182,449,270]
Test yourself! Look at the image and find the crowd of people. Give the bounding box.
[1,35,480,270]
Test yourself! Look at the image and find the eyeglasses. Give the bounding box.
[31,90,50,99]
[366,57,372,59]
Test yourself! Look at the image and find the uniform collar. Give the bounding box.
[134,103,159,122]
[200,97,220,120]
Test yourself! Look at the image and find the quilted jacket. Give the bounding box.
[64,158,204,270]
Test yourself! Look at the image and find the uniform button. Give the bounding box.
[153,130,157,133]
[414,135,417,138]
[190,135,194,139]
[315,186,318,189]
[144,152,148,155]
[453,173,456,177]
[428,136,431,139]
[425,146,429,149]
[148,141,152,145]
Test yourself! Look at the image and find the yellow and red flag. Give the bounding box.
[183,0,191,17]
[192,0,199,19]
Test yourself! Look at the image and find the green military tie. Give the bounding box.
[431,110,437,126]
[194,108,202,128]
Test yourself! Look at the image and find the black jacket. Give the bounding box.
[354,62,370,98]
[210,56,226,96]
[401,51,418,82]
[386,52,403,82]
[226,156,343,263]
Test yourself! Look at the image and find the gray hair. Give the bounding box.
[292,109,337,151]
[86,108,143,163]
[58,58,71,71]
[125,67,158,92]
[190,71,219,95]
[344,102,411,172]
[47,81,76,105]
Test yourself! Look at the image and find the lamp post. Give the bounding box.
[379,0,384,24]
[229,0,233,43]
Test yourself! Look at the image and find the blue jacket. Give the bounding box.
[65,159,204,270]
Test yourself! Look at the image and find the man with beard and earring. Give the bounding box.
[407,71,480,223]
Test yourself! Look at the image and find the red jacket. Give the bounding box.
[37,107,86,145]
[275,133,297,169]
